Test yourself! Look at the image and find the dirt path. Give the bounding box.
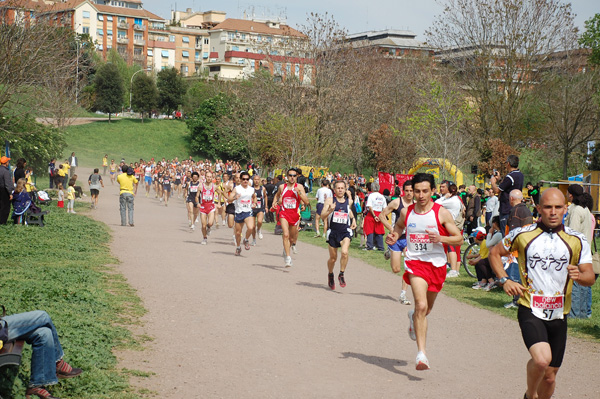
[81,167,600,398]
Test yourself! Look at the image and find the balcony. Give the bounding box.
[134,39,145,46]
[117,37,129,44]
[133,54,145,62]
[133,24,146,31]
[118,21,129,29]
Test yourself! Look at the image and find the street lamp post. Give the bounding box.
[75,36,81,105]
[130,67,151,112]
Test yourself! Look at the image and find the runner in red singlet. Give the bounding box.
[198,170,217,244]
[386,173,463,371]
[272,168,309,267]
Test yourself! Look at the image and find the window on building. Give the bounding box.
[106,15,113,21]
[82,27,90,34]
[203,38,209,45]
[117,30,126,38]
[228,32,235,40]
[107,29,113,36]
[134,47,142,56]
[195,51,201,60]
[148,49,153,56]
[209,66,221,72]
[295,64,300,77]
[241,33,246,40]
[134,32,143,40]
[161,50,169,58]
[134,18,142,25]
[203,52,208,59]
[98,14,104,21]
[98,28,104,36]
[97,44,103,51]
[182,50,189,58]
[257,35,262,42]
[82,11,90,19]
[182,36,189,43]
[118,16,126,23]
[232,46,239,51]
[169,35,175,42]
[180,65,188,74]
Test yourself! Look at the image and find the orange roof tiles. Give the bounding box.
[211,18,305,38]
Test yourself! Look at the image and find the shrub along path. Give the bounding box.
[83,167,600,399]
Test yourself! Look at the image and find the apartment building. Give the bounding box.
[205,17,313,83]
[346,29,434,58]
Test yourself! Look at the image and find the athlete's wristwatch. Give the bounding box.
[498,277,510,284]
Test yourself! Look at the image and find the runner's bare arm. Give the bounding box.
[425,207,462,246]
[321,197,334,220]
[379,199,399,232]
[489,242,526,296]
[568,263,595,286]
[386,207,407,245]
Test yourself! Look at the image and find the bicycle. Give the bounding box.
[462,236,480,278]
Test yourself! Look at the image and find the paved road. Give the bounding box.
[83,168,600,398]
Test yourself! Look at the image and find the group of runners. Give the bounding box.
[103,155,593,398]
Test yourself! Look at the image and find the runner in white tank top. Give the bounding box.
[386,173,463,371]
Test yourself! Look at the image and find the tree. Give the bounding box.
[131,73,158,122]
[404,78,475,181]
[94,62,124,122]
[157,67,187,115]
[579,13,600,66]
[427,0,578,145]
[536,67,600,178]
[478,138,520,177]
[367,124,418,173]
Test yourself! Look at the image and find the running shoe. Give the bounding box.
[322,233,326,238]
[222,221,226,226]
[483,281,498,291]
[285,256,293,267]
[189,220,192,228]
[251,239,257,246]
[415,351,430,371]
[235,246,242,256]
[328,273,335,290]
[291,244,298,254]
[191,224,195,230]
[504,301,518,309]
[384,249,391,260]
[446,270,459,278]
[314,232,321,238]
[399,292,411,305]
[201,238,207,245]
[244,239,250,250]
[472,282,486,290]
[408,310,416,341]
[258,231,263,240]
[338,273,346,288]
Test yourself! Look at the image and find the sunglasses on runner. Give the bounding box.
[241,178,250,181]
[288,174,297,177]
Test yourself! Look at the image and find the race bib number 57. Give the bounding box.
[409,233,432,252]
[531,295,564,321]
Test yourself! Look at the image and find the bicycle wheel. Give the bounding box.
[462,243,480,278]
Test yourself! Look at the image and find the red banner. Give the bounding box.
[395,174,414,196]
[377,172,394,194]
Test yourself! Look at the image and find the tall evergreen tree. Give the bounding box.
[132,73,158,122]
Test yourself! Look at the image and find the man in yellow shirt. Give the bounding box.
[102,155,108,175]
[61,160,70,188]
[117,166,138,226]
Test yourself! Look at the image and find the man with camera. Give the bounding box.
[491,154,524,235]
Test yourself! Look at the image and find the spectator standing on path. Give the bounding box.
[117,165,138,227]
[385,173,463,370]
[0,155,14,224]
[88,168,104,209]
[363,182,387,251]
[489,188,595,399]
[102,154,108,175]
[491,154,524,235]
[68,152,78,178]
[564,184,593,319]
[3,309,83,399]
[465,185,481,236]
[61,159,70,188]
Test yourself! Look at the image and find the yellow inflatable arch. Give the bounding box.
[407,158,464,187]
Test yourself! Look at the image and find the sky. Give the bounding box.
[141,0,598,40]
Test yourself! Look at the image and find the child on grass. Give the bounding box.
[57,183,65,208]
[67,181,76,214]
[11,178,31,224]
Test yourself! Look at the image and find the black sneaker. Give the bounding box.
[328,273,335,290]
[338,273,346,288]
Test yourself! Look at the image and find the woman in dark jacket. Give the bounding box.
[13,158,27,183]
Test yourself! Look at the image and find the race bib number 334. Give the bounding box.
[409,233,432,252]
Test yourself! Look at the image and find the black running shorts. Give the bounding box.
[517,305,568,368]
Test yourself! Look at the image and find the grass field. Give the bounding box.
[62,118,191,168]
[0,202,147,399]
